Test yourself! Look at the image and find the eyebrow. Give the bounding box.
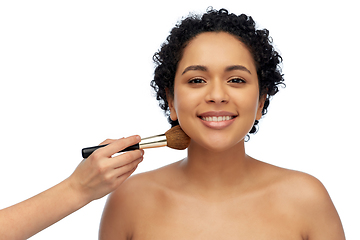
[181,65,207,75]
[181,64,251,75]
[225,65,252,74]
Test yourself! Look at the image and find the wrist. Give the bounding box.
[63,177,92,208]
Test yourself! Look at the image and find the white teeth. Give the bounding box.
[201,116,234,122]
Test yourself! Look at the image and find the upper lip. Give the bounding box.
[197,111,238,118]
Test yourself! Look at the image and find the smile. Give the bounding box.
[198,111,237,130]
[201,116,235,122]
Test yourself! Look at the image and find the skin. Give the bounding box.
[0,136,144,240]
[99,32,345,239]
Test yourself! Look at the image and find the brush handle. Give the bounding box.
[81,143,140,159]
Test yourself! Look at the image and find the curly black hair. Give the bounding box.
[151,8,284,135]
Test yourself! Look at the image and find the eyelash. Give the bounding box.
[188,78,206,84]
[188,78,246,84]
[228,78,246,84]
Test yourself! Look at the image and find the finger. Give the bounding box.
[113,151,144,169]
[115,162,139,185]
[83,138,125,159]
[111,149,144,169]
[101,135,141,157]
[99,138,121,146]
[115,155,143,173]
[107,156,142,190]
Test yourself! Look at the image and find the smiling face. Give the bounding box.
[167,32,265,152]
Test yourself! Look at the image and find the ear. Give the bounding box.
[166,88,178,121]
[256,94,267,120]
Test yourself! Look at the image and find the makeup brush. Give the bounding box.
[81,125,191,158]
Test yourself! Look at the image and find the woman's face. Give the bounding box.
[168,32,265,152]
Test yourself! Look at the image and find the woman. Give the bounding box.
[99,9,345,239]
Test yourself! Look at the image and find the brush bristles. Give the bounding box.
[165,125,191,150]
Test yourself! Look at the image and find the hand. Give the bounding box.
[68,135,144,203]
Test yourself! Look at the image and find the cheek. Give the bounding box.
[174,90,194,116]
[173,87,203,124]
[232,89,261,117]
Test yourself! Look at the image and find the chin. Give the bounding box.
[190,136,246,153]
[179,121,250,153]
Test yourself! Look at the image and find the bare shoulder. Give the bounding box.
[284,171,345,239]
[251,159,332,199]
[99,162,179,240]
[252,159,345,239]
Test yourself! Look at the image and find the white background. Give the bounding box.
[0,0,358,239]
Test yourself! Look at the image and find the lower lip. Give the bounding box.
[199,117,236,130]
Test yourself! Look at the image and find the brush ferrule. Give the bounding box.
[139,134,167,149]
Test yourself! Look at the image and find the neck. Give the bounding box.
[179,139,250,194]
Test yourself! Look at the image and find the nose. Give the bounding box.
[205,80,229,104]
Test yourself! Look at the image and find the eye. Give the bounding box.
[188,78,206,84]
[228,78,246,84]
